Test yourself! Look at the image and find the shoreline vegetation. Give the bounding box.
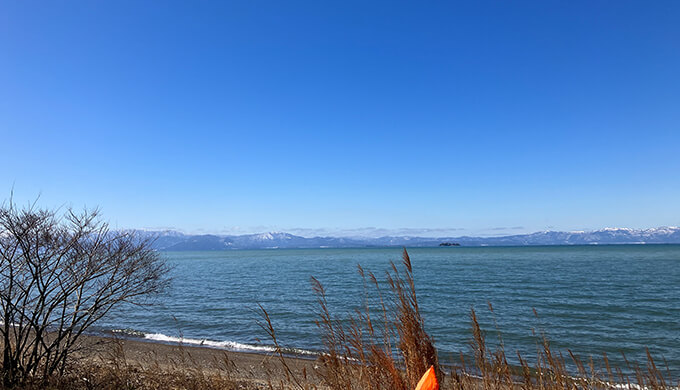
[29,324,676,390]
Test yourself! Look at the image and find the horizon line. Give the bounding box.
[129,225,680,239]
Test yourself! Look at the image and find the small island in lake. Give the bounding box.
[439,242,461,247]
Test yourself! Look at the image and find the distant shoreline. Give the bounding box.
[154,242,680,252]
[141,227,680,250]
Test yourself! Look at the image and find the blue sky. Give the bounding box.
[1,1,679,237]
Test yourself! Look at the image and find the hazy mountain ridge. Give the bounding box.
[133,227,680,250]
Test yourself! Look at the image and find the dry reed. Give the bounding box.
[305,249,677,390]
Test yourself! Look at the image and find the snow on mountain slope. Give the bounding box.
[134,227,680,250]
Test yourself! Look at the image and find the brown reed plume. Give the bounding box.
[310,248,440,390]
[305,249,677,390]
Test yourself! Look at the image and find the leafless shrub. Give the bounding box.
[0,200,169,386]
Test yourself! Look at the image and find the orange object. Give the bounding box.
[415,365,439,390]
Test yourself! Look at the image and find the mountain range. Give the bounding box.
[135,227,680,251]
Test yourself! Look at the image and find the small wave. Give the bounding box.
[110,328,146,338]
[142,332,317,356]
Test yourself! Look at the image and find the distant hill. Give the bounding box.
[133,227,680,250]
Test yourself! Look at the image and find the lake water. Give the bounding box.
[100,245,680,375]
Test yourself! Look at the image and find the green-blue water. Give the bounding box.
[101,245,680,375]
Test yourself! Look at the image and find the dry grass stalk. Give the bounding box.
[308,248,439,390]
[302,249,678,390]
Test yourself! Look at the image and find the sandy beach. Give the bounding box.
[79,334,325,389]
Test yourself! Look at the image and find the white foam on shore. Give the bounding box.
[142,332,316,356]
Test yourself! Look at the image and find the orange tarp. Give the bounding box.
[415,366,439,390]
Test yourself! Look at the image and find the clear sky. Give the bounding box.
[1,1,679,237]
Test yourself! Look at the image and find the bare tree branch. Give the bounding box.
[0,201,169,386]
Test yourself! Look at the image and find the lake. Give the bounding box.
[100,245,680,375]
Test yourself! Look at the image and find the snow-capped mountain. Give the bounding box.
[132,227,680,250]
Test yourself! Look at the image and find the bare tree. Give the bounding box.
[0,201,169,386]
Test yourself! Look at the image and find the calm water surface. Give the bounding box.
[101,245,680,374]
